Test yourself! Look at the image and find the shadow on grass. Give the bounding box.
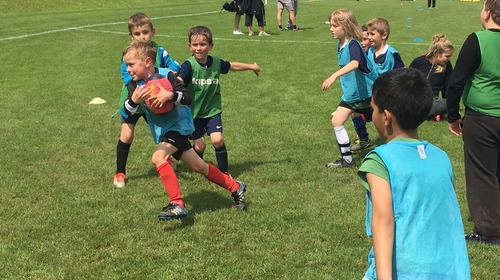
[128,158,286,182]
[161,189,251,231]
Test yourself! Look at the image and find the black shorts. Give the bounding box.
[190,113,223,140]
[338,99,373,122]
[121,113,147,125]
[159,131,193,160]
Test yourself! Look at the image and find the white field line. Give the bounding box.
[0,10,455,47]
[0,11,219,42]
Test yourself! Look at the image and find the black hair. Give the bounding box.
[372,68,433,130]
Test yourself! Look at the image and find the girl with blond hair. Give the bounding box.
[409,34,454,121]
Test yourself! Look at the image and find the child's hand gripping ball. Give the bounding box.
[144,73,174,115]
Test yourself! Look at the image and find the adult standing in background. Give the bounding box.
[446,0,500,245]
[245,0,270,36]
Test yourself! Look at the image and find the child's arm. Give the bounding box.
[123,82,151,115]
[321,60,359,91]
[229,62,261,76]
[367,172,394,280]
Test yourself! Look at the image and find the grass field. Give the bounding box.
[1,0,499,279]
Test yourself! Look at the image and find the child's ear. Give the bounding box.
[151,28,157,36]
[145,56,153,67]
[384,109,392,127]
[382,31,389,40]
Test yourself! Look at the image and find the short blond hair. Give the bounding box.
[366,17,390,40]
[123,41,157,64]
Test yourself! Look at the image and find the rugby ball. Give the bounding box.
[144,73,174,115]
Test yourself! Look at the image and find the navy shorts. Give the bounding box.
[159,131,193,160]
[190,113,223,140]
[121,113,147,125]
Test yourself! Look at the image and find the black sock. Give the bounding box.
[215,144,229,173]
[116,140,131,174]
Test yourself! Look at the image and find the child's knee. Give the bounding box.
[151,153,165,167]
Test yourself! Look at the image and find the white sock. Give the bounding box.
[333,126,352,163]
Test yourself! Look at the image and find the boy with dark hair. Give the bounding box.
[178,25,260,175]
[114,12,180,188]
[359,68,470,279]
[122,41,247,220]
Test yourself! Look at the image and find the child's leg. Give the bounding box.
[331,107,353,163]
[191,118,207,159]
[210,132,228,173]
[116,116,139,175]
[351,112,369,142]
[206,114,228,173]
[181,149,239,193]
[152,142,184,208]
[192,137,206,159]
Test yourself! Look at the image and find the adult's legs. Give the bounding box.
[462,113,500,236]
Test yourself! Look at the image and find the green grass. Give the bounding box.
[1,0,499,278]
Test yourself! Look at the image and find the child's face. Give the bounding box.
[329,22,345,40]
[129,24,156,43]
[189,35,213,62]
[435,49,454,66]
[361,31,371,53]
[123,52,151,81]
[368,29,387,48]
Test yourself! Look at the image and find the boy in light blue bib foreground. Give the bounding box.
[358,68,470,279]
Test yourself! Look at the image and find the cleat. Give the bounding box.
[350,140,373,151]
[158,203,188,220]
[232,29,244,35]
[465,232,500,245]
[232,181,247,211]
[248,31,254,36]
[113,173,127,188]
[258,31,271,36]
[325,158,355,168]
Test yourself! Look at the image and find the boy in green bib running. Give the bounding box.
[178,25,261,174]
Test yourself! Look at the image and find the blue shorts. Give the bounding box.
[190,113,223,140]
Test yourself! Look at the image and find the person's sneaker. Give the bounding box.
[293,28,303,32]
[231,181,247,211]
[158,203,188,220]
[248,31,254,36]
[350,139,373,151]
[278,27,283,31]
[465,232,500,245]
[233,29,244,35]
[258,31,271,36]
[325,158,354,168]
[113,173,127,188]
